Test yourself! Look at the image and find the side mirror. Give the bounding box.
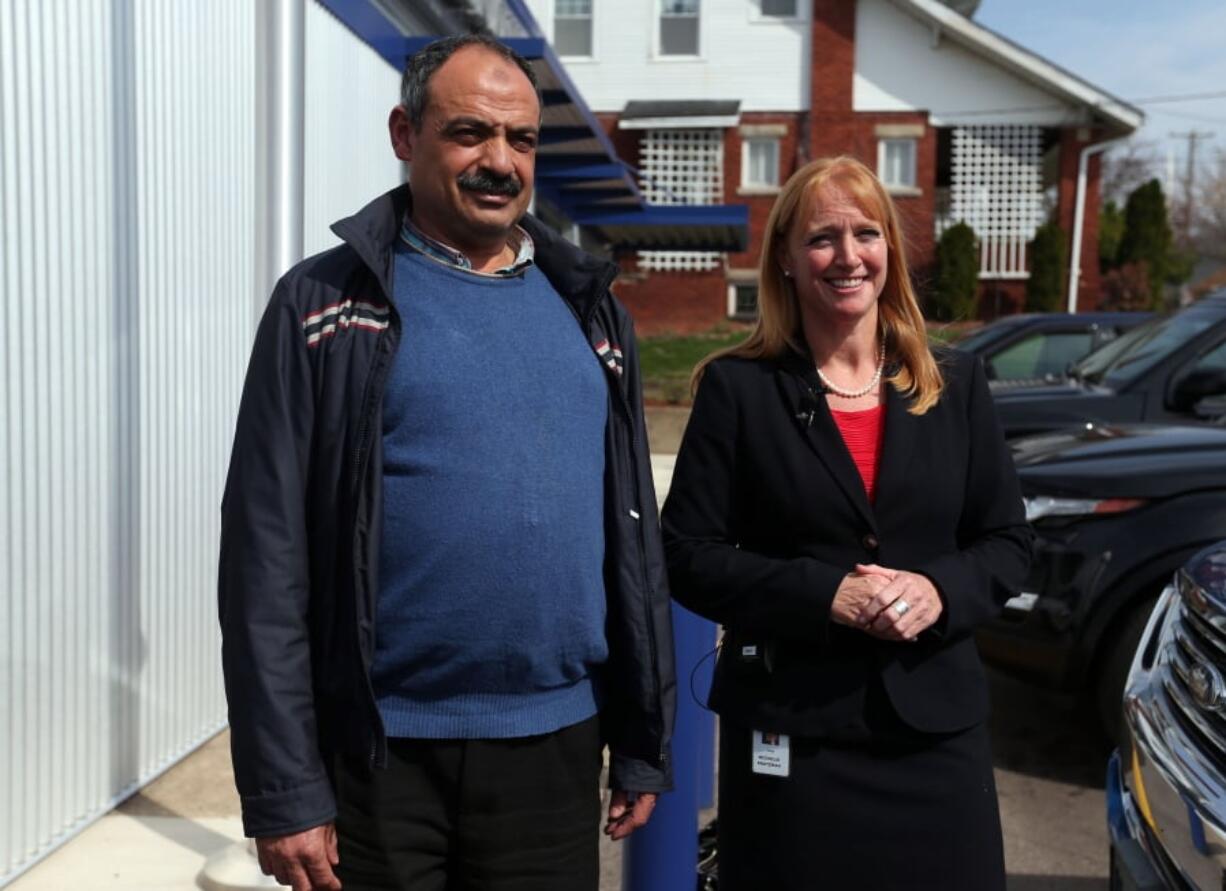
[1170,368,1226,413]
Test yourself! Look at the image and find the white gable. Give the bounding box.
[854,0,1095,127]
[522,0,812,113]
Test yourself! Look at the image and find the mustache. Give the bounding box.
[457,169,523,197]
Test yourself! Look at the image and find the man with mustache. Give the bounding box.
[219,34,675,891]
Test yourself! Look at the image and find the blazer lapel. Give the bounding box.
[873,367,919,512]
[774,354,877,532]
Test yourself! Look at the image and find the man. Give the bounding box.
[219,34,675,891]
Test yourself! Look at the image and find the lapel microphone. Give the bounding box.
[795,384,822,428]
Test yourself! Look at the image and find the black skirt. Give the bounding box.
[717,717,1005,891]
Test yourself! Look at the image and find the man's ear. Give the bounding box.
[389,105,414,163]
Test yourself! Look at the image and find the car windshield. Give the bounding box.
[1070,312,1217,387]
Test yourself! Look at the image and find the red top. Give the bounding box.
[830,405,886,503]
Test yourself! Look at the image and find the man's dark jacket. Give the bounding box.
[219,185,676,838]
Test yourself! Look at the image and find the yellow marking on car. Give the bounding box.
[1131,747,1158,833]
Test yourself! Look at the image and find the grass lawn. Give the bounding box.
[638,321,970,404]
[639,329,750,404]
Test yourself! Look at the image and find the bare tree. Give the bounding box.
[1195,148,1226,261]
[1101,140,1162,208]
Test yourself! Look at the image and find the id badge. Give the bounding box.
[751,730,790,777]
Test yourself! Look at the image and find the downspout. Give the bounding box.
[253,0,306,320]
[1066,135,1128,313]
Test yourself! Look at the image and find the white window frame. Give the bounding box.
[751,0,802,22]
[740,136,781,193]
[727,280,760,320]
[656,0,701,59]
[877,137,918,194]
[554,0,594,59]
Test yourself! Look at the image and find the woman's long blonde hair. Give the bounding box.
[695,156,943,415]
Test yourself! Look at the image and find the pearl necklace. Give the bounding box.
[816,343,886,398]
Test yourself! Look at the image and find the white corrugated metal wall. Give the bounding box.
[303,1,403,256]
[0,0,254,882]
[0,1,404,884]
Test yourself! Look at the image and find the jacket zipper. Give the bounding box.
[352,308,398,770]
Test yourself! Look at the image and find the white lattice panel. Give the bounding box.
[638,128,723,272]
[943,125,1044,279]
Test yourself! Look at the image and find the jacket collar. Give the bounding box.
[329,184,619,322]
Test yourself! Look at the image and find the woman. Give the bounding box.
[661,156,1033,890]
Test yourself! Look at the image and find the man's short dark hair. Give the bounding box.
[400,34,540,130]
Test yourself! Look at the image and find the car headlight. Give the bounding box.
[1024,495,1147,522]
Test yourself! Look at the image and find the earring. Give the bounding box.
[782,269,792,278]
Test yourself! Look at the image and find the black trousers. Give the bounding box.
[334,715,602,891]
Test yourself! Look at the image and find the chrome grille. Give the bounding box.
[1164,571,1226,768]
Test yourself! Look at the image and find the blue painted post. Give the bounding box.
[622,602,705,891]
[694,618,717,810]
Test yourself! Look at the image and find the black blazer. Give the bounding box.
[661,347,1033,737]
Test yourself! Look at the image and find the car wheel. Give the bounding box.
[1095,598,1157,747]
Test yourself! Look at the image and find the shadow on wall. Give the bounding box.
[110,0,146,833]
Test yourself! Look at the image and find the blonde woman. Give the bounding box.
[662,156,1032,890]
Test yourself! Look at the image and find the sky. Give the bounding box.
[973,0,1226,189]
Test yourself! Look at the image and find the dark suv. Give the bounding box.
[1108,543,1226,889]
[954,311,1151,386]
[992,294,1226,440]
[976,420,1226,744]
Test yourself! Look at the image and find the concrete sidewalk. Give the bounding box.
[9,729,638,891]
[9,732,254,890]
[9,455,683,891]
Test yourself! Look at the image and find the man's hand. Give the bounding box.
[855,563,944,641]
[255,823,341,891]
[604,790,657,841]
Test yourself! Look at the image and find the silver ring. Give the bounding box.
[893,599,911,617]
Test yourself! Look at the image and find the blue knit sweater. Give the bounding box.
[371,247,609,738]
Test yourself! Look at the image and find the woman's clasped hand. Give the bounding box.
[830,564,944,641]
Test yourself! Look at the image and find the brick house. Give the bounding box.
[525,0,1142,334]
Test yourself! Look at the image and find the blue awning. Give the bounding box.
[316,0,748,253]
[569,205,751,252]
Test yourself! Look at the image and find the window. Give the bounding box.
[878,138,916,190]
[729,283,759,319]
[1179,340,1226,414]
[1191,340,1226,374]
[742,137,780,189]
[988,332,1092,383]
[759,0,798,17]
[555,0,592,57]
[660,0,699,56]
